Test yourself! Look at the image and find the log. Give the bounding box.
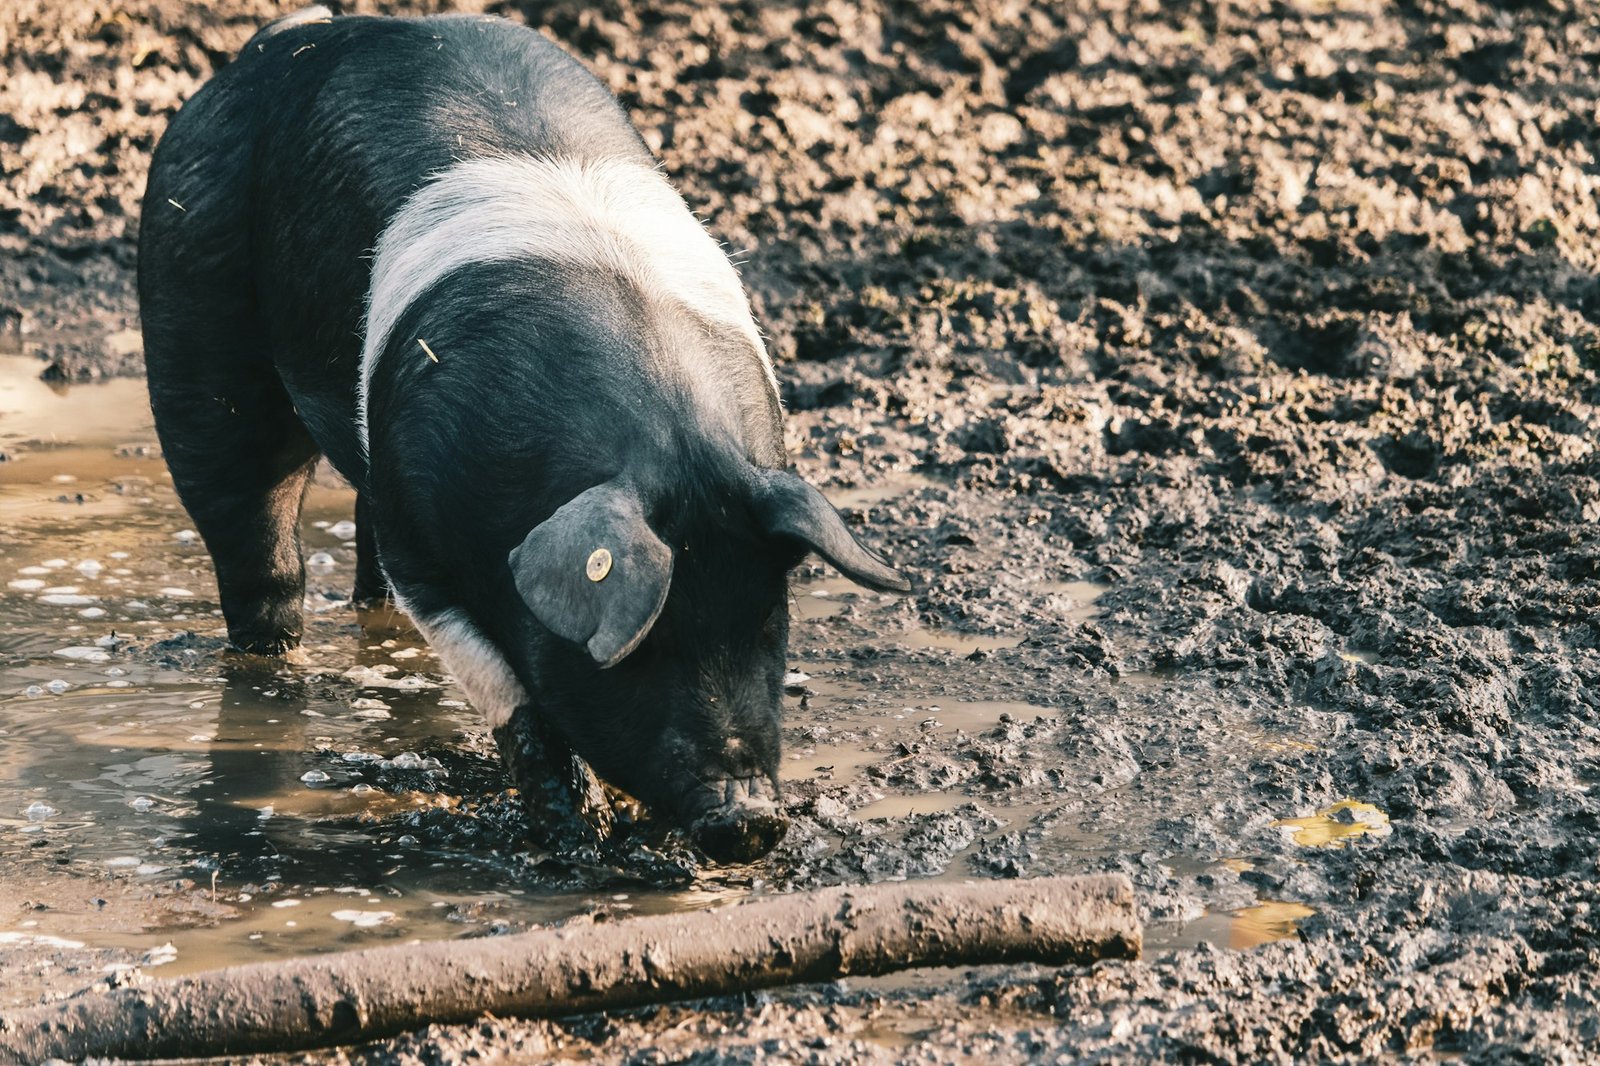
[0,874,1139,1063]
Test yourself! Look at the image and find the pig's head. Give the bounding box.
[506,468,908,863]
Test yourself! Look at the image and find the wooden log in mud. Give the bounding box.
[0,874,1139,1063]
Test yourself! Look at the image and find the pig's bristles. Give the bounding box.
[417,338,440,363]
[167,198,186,212]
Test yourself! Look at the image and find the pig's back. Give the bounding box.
[141,13,651,487]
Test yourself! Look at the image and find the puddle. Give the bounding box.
[1227,900,1317,948]
[824,473,940,512]
[1275,799,1392,848]
[1155,898,1317,952]
[1040,579,1110,622]
[777,735,884,785]
[0,356,758,975]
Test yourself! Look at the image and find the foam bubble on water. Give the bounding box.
[39,594,96,606]
[24,801,57,821]
[130,796,155,813]
[331,909,396,928]
[135,864,168,876]
[54,646,110,662]
[383,752,427,771]
[350,783,376,794]
[76,560,103,574]
[17,566,49,576]
[23,685,44,697]
[342,665,439,691]
[106,856,141,867]
[160,587,194,598]
[300,769,331,785]
[79,607,107,618]
[46,680,69,694]
[7,578,44,590]
[327,520,358,540]
[109,551,130,560]
[41,559,67,569]
[172,530,198,544]
[342,751,382,763]
[271,899,302,908]
[306,552,336,570]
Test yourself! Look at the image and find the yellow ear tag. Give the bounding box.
[586,547,613,582]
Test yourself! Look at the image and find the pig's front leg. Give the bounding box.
[394,599,624,851]
[492,709,618,853]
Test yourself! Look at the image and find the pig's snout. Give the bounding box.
[683,777,787,864]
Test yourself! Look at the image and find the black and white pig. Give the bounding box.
[138,7,909,863]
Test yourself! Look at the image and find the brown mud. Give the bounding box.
[3,0,1600,1061]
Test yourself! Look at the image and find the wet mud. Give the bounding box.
[4,0,1600,1061]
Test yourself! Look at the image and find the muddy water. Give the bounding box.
[0,356,727,977]
[0,357,1307,983]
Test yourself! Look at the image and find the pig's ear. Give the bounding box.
[756,471,912,593]
[508,483,674,668]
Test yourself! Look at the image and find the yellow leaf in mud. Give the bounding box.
[1274,799,1391,848]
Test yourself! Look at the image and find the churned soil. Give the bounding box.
[5,0,1600,1061]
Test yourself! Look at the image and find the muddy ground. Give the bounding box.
[4,0,1600,1061]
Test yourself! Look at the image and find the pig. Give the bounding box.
[138,7,909,864]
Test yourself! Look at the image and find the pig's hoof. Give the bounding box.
[689,805,788,864]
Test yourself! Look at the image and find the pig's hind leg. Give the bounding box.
[148,365,319,655]
[352,494,390,604]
